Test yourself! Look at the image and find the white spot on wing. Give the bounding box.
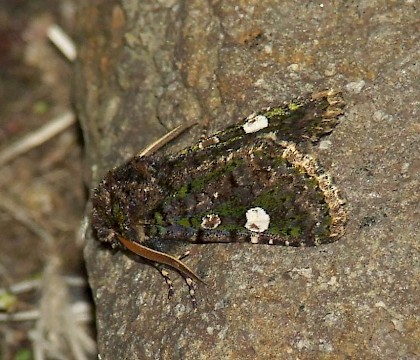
[198,136,220,149]
[201,213,222,229]
[243,115,269,134]
[245,207,270,232]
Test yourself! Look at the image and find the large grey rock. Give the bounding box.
[75,1,419,359]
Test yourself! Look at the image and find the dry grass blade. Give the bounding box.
[30,256,96,360]
[0,195,95,359]
[47,25,77,62]
[0,195,54,247]
[0,111,75,167]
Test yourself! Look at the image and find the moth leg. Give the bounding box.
[117,235,202,308]
[152,251,198,309]
[174,250,198,309]
[184,276,197,310]
[152,264,198,309]
[153,263,175,298]
[177,250,190,261]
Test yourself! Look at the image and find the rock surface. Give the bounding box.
[76,1,419,359]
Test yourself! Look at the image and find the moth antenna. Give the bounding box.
[117,235,204,284]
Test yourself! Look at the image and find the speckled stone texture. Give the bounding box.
[75,1,419,359]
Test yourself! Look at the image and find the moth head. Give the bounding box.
[91,172,125,248]
[90,157,155,247]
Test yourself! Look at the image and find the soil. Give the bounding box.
[0,1,92,359]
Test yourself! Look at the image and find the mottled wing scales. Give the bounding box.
[144,89,346,247]
[91,89,346,307]
[152,138,345,247]
[186,89,345,158]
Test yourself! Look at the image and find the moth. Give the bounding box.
[91,89,346,307]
